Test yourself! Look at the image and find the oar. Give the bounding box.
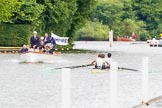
[132,95,162,108]
[51,64,138,71]
[52,64,93,70]
[118,67,139,71]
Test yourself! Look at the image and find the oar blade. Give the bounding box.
[118,67,139,71]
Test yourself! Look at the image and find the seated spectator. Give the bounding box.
[21,44,29,53]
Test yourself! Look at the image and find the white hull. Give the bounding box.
[20,52,61,63]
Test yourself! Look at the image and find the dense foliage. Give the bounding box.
[76,0,162,41]
[0,24,31,46]
[132,0,162,39]
[0,0,162,46]
[0,0,96,46]
[75,21,109,41]
[0,0,22,22]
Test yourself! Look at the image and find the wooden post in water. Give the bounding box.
[109,30,113,47]
[62,68,71,108]
[142,57,149,104]
[110,62,118,108]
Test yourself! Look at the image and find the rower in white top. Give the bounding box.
[91,53,110,69]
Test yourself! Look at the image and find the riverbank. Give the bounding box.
[0,47,21,53]
[0,47,96,54]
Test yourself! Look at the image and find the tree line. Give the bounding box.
[76,0,162,41]
[0,0,96,46]
[0,0,162,46]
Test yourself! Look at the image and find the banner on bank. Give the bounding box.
[51,33,69,46]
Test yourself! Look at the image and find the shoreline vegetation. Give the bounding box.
[1,1,162,48]
[0,47,96,54]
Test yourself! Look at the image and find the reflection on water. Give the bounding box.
[0,41,162,108]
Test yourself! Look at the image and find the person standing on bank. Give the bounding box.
[30,31,40,49]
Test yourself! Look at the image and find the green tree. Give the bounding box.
[10,0,44,24]
[121,0,135,20]
[120,19,148,40]
[0,0,96,46]
[67,0,97,42]
[37,0,77,37]
[91,0,123,29]
[36,0,96,42]
[0,0,22,22]
[75,21,109,41]
[89,0,123,39]
[132,0,162,38]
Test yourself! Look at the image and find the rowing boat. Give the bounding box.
[91,67,138,73]
[19,52,61,63]
[91,68,110,73]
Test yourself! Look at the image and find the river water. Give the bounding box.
[0,41,162,108]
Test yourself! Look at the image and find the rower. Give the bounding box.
[106,53,112,65]
[91,53,110,69]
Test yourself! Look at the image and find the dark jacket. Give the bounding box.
[44,36,52,45]
[21,48,28,53]
[51,36,56,46]
[44,36,56,46]
[30,36,40,48]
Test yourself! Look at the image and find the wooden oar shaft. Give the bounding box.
[118,67,139,71]
[53,64,92,70]
[132,95,162,108]
[52,65,138,71]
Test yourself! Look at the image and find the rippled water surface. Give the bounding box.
[0,41,162,108]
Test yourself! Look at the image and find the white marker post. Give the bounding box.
[62,68,71,108]
[110,62,118,108]
[142,57,149,104]
[109,30,113,47]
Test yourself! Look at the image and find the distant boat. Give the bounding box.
[148,35,162,47]
[117,32,136,42]
[148,38,162,47]
[117,37,135,42]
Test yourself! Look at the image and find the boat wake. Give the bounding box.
[3,59,20,63]
[18,57,72,64]
[40,59,72,64]
[19,52,72,64]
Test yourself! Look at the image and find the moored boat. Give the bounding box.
[148,38,162,47]
[20,52,61,63]
[117,37,135,42]
[148,34,162,47]
[117,32,137,42]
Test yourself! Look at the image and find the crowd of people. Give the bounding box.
[21,31,112,69]
[21,31,56,54]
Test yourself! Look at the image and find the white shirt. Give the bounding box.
[96,58,105,67]
[105,58,112,65]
